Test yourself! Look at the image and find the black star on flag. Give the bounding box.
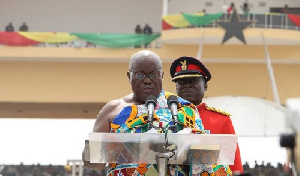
[216,9,254,44]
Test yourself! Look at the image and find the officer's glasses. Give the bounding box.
[130,71,161,80]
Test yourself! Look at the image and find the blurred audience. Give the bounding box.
[134,24,142,48]
[5,22,15,32]
[241,0,251,14]
[227,2,235,14]
[135,24,142,34]
[242,161,292,176]
[143,23,152,35]
[282,4,289,14]
[143,23,152,48]
[0,161,293,176]
[19,22,29,32]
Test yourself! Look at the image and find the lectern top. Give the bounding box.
[88,132,237,165]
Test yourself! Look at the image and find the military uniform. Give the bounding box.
[197,103,243,173]
[170,56,243,174]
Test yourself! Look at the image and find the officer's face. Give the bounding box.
[176,77,207,105]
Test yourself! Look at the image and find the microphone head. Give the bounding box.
[167,95,178,108]
[145,95,157,107]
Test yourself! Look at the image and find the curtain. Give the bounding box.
[162,19,173,30]
[19,32,78,43]
[162,14,190,28]
[288,14,300,27]
[72,33,160,48]
[0,32,39,46]
[182,12,224,26]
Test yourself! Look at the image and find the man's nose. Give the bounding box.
[143,75,152,83]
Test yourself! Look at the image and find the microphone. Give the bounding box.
[167,95,178,125]
[167,95,178,123]
[145,95,157,124]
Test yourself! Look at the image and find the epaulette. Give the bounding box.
[205,105,231,116]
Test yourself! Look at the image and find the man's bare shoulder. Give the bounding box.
[122,93,135,103]
[97,93,135,120]
[104,93,134,109]
[93,94,134,132]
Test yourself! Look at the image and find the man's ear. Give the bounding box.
[204,82,208,91]
[161,72,164,79]
[127,71,131,84]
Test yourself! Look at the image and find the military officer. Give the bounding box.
[170,56,244,174]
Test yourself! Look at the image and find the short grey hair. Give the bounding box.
[129,50,162,70]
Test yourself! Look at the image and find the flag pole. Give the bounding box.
[262,32,281,106]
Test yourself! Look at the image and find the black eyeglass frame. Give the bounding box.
[129,70,161,80]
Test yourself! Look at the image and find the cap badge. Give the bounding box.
[180,60,187,70]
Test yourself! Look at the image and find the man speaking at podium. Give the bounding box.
[83,50,233,175]
[170,56,243,174]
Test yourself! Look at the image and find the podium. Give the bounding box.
[84,132,237,175]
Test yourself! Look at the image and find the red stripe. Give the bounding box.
[162,20,173,30]
[288,14,300,27]
[0,32,39,46]
[175,64,205,75]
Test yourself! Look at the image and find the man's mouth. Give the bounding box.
[143,87,153,93]
[181,89,195,95]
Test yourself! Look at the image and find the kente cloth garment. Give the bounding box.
[108,90,232,176]
[197,103,243,173]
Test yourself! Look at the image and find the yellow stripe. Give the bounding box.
[172,74,203,81]
[18,32,78,43]
[18,32,54,42]
[46,32,78,43]
[206,105,231,116]
[162,12,204,28]
[162,14,190,27]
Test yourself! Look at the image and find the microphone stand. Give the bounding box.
[156,153,170,176]
[156,129,170,176]
[155,122,178,176]
[146,94,179,175]
[170,115,178,133]
[148,117,154,131]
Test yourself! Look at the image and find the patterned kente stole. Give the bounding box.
[107,90,232,176]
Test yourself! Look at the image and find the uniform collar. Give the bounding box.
[197,102,206,110]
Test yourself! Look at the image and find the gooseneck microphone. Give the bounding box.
[167,95,178,125]
[145,95,157,127]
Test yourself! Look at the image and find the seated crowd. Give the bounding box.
[0,161,293,176]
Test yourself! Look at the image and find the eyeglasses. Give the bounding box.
[176,78,201,85]
[130,71,161,80]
